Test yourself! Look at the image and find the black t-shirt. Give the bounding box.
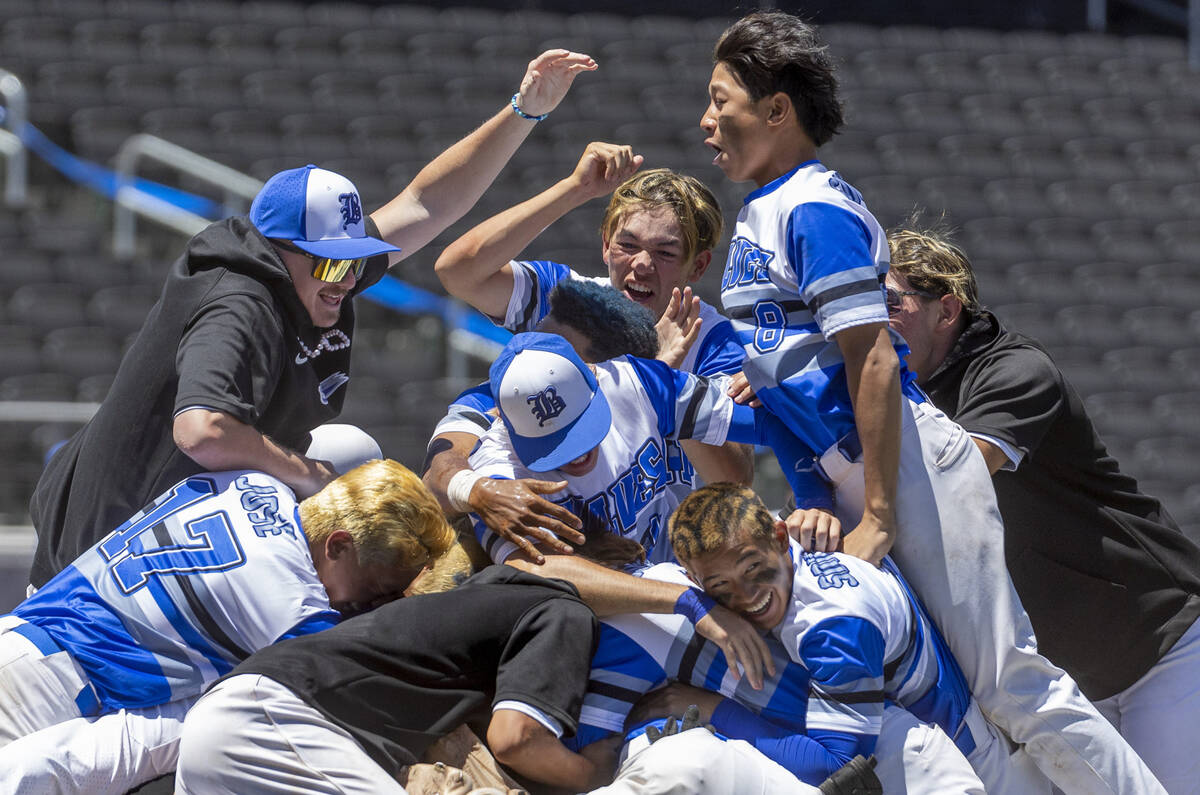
[923,310,1200,699]
[233,566,598,778]
[28,217,388,586]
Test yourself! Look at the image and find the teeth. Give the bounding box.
[747,591,770,614]
[627,284,651,295]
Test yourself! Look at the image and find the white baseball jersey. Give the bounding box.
[721,161,922,460]
[776,539,971,749]
[506,259,745,377]
[469,356,735,565]
[12,471,338,712]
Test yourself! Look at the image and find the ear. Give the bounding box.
[764,92,792,127]
[600,234,612,266]
[937,294,964,331]
[772,522,790,553]
[324,529,353,560]
[686,250,712,283]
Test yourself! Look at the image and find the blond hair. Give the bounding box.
[669,482,775,564]
[406,541,473,596]
[600,169,724,269]
[887,218,980,313]
[300,459,454,570]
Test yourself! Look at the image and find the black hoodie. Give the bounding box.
[28,217,388,587]
[922,309,1200,699]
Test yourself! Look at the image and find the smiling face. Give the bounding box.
[700,62,778,187]
[685,526,793,632]
[278,245,357,328]
[603,204,710,320]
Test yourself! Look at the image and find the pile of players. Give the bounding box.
[3,10,1198,795]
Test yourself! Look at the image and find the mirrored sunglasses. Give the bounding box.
[275,241,367,283]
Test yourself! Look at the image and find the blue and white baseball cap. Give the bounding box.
[250,164,402,259]
[490,332,612,473]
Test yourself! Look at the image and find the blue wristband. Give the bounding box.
[510,93,549,122]
[673,588,718,624]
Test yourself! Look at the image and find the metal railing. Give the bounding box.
[0,69,28,208]
[111,134,263,259]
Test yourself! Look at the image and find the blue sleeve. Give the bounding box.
[508,260,572,332]
[754,411,834,510]
[797,616,887,745]
[787,203,885,333]
[451,382,496,414]
[625,355,686,439]
[273,610,340,643]
[693,319,746,377]
[710,698,866,784]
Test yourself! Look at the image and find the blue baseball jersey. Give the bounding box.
[720,161,922,460]
[12,471,338,712]
[469,356,737,565]
[506,260,745,377]
[568,547,973,784]
[776,539,972,755]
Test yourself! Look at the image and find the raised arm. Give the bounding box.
[371,50,597,266]
[435,141,643,319]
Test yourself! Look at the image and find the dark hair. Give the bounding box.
[669,482,775,564]
[546,280,659,361]
[714,11,844,146]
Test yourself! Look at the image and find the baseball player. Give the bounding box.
[428,144,754,548]
[700,11,1164,793]
[423,278,661,564]
[0,460,457,794]
[175,565,606,794]
[469,331,759,567]
[29,49,598,591]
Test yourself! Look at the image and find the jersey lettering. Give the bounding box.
[803,552,860,590]
[722,237,775,291]
[235,476,294,538]
[752,300,787,353]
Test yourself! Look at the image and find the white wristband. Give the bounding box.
[447,469,487,513]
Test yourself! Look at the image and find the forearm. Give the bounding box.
[506,555,685,616]
[373,106,538,263]
[422,432,481,517]
[435,177,592,313]
[846,330,901,525]
[497,729,608,791]
[172,409,330,498]
[680,440,755,486]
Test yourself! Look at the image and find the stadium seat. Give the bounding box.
[1102,346,1183,394]
[1008,260,1080,306]
[0,325,43,378]
[991,302,1071,350]
[1085,391,1165,440]
[1141,262,1200,309]
[106,62,178,111]
[275,26,347,73]
[1153,392,1200,438]
[1062,137,1138,182]
[983,178,1057,220]
[939,133,1013,179]
[1057,303,1129,349]
[8,284,89,334]
[916,176,994,224]
[1002,135,1074,182]
[961,217,1039,265]
[1045,180,1121,222]
[1145,100,1200,144]
[87,285,159,337]
[1063,31,1127,59]
[1029,217,1102,263]
[208,23,278,71]
[915,51,990,94]
[43,326,123,379]
[1022,96,1091,140]
[1050,345,1120,396]
[978,52,1047,96]
[304,1,376,31]
[1124,306,1195,349]
[72,18,143,65]
[1089,220,1167,266]
[960,93,1030,137]
[1126,138,1198,183]
[140,20,215,67]
[896,91,969,135]
[1037,54,1110,99]
[941,27,1008,53]
[0,373,78,402]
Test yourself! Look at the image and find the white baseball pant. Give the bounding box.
[821,397,1165,795]
[1094,615,1200,795]
[176,673,408,794]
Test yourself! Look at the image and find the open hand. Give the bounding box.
[514,49,597,117]
[656,287,703,368]
[470,477,585,563]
